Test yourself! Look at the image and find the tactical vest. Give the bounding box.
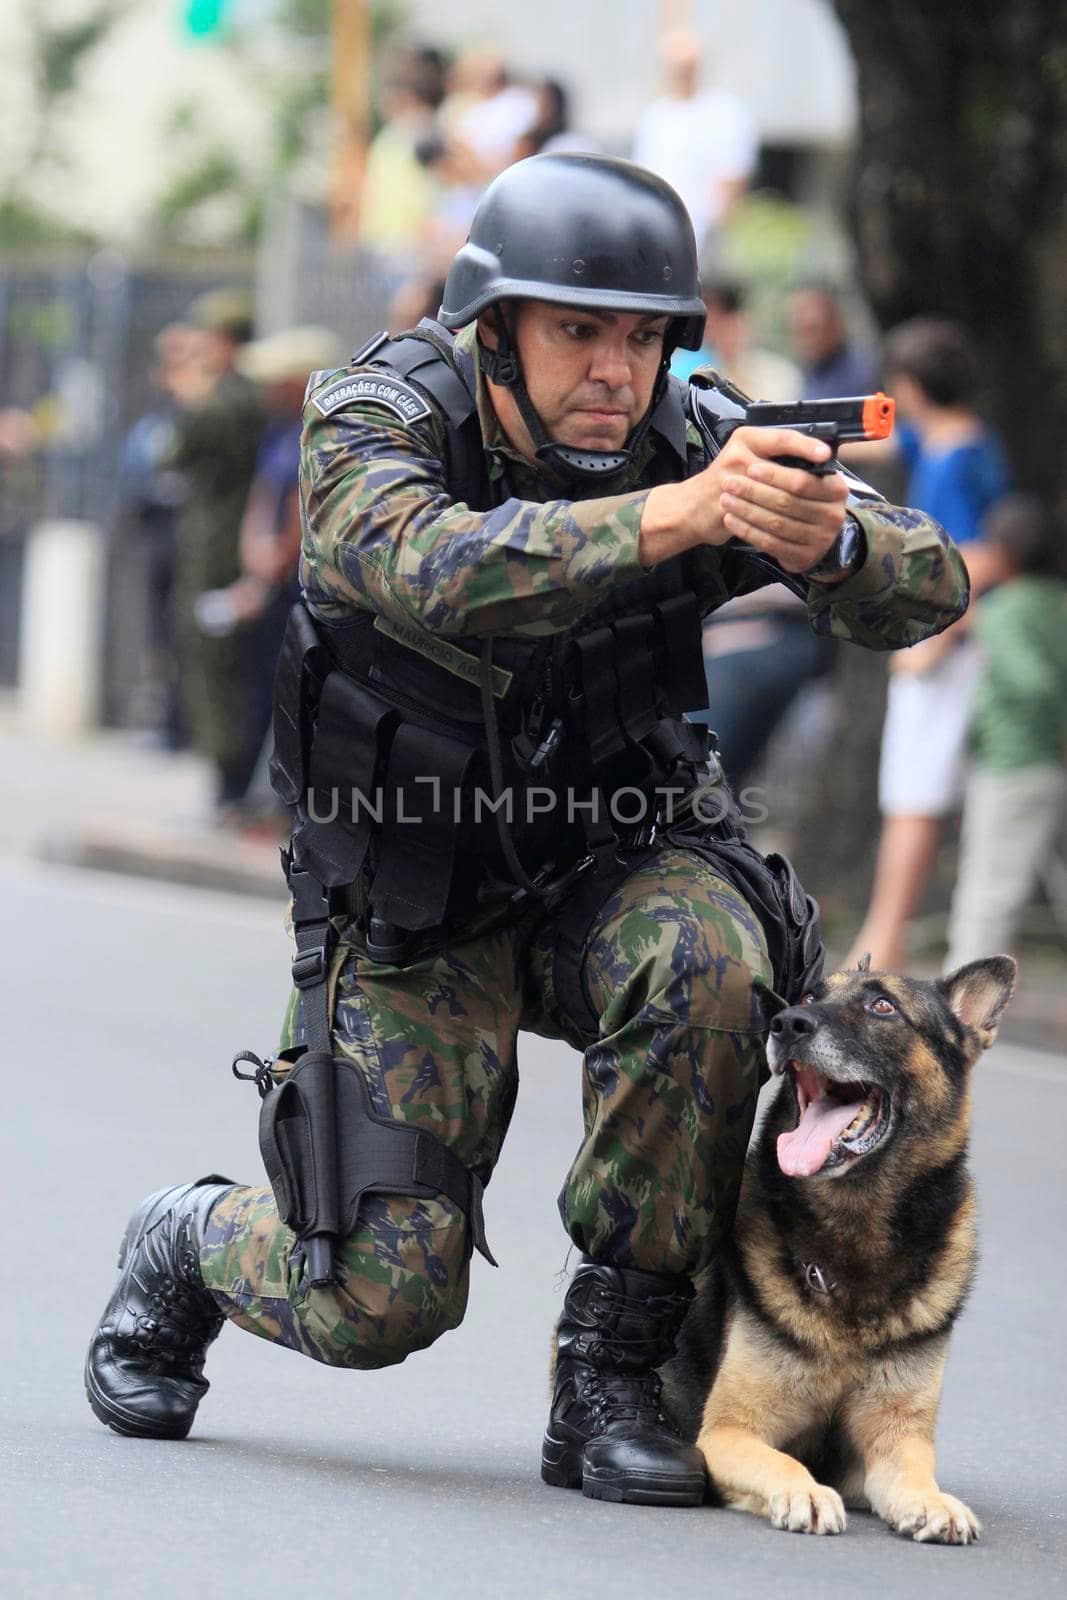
[246,325,823,1287]
[271,321,722,943]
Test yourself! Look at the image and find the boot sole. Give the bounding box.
[83,1360,194,1441]
[541,1438,704,1507]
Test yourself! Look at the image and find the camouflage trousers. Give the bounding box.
[199,846,773,1370]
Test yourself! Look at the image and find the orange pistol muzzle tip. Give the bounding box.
[862,392,895,440]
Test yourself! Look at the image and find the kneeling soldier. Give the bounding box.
[87,154,969,1506]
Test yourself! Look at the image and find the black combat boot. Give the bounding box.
[542,1261,705,1505]
[85,1176,234,1441]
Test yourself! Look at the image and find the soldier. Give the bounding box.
[86,156,968,1507]
[168,288,265,816]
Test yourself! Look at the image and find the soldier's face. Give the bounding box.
[485,303,668,455]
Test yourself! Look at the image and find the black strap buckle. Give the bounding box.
[291,942,328,988]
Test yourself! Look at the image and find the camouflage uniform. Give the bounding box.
[199,322,969,1369]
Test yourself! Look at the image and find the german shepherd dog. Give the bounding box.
[661,954,1016,1542]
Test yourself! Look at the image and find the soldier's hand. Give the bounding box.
[640,427,850,573]
[707,427,850,573]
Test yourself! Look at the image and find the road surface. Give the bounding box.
[3,862,1064,1598]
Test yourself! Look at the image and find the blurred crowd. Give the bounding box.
[5,23,1064,974]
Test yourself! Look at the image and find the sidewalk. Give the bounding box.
[5,699,1064,1050]
[4,698,283,901]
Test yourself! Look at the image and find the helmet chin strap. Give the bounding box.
[478,304,672,486]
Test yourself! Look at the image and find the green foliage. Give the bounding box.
[275,0,331,35]
[35,4,126,98]
[0,198,95,250]
[156,148,243,226]
[153,146,259,245]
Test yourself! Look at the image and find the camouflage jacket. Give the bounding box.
[298,323,969,650]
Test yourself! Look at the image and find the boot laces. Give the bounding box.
[130,1214,223,1372]
[584,1368,670,1431]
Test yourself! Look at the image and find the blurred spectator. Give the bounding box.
[847,318,1011,971]
[205,324,343,820]
[168,287,265,819]
[679,280,819,789]
[388,275,449,339]
[359,46,448,277]
[633,28,758,250]
[118,322,193,749]
[0,407,38,460]
[787,282,881,399]
[409,131,485,285]
[514,79,598,159]
[444,49,539,175]
[945,495,1067,969]
[672,277,803,399]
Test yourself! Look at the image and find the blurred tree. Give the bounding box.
[155,0,405,244]
[832,1,1067,500]
[0,3,126,245]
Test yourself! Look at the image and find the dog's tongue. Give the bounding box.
[777,1082,858,1177]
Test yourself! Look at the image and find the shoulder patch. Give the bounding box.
[312,372,432,425]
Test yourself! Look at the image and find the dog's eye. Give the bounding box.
[869,996,897,1016]
[801,992,815,1006]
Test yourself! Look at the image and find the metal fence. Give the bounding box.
[0,218,392,722]
[0,251,253,718]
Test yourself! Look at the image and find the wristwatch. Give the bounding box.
[804,513,866,585]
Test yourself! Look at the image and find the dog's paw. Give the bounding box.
[768,1483,847,1535]
[889,1491,980,1545]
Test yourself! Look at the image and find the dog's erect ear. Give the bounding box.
[941,956,1017,1050]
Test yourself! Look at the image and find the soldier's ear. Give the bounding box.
[941,956,1017,1050]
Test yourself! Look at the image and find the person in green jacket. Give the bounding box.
[946,493,1067,969]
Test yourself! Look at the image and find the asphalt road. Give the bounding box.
[3,861,1065,1599]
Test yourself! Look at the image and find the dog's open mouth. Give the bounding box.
[777,1064,891,1177]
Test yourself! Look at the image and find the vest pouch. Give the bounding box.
[612,614,661,744]
[270,602,330,806]
[300,673,398,889]
[368,721,482,930]
[653,593,709,718]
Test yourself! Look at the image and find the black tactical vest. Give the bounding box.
[271,323,718,937]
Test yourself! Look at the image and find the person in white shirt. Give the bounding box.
[633,28,758,249]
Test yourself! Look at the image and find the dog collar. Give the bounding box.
[803,1261,837,1296]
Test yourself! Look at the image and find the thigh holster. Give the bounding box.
[249,1047,495,1283]
[233,845,496,1287]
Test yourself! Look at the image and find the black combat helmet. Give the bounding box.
[440,152,705,347]
[439,154,706,481]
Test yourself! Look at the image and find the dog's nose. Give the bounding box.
[769,1007,818,1044]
